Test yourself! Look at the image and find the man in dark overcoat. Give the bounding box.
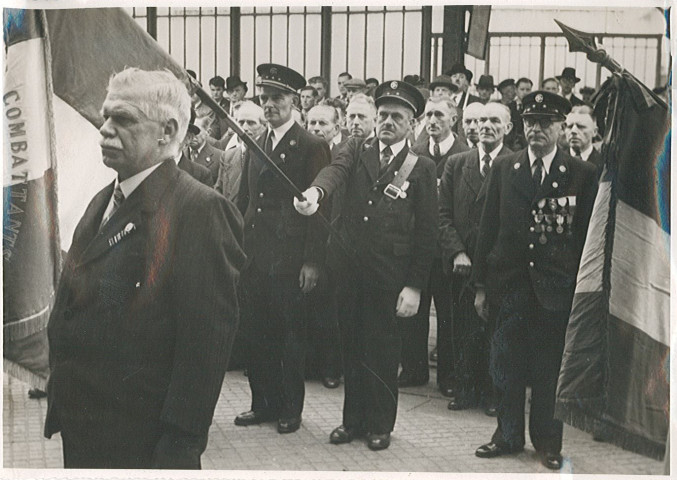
[438,102,512,414]
[234,64,331,434]
[472,91,598,470]
[45,68,246,469]
[294,81,438,450]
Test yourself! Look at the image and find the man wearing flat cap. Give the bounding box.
[472,90,598,470]
[235,63,331,435]
[556,67,585,107]
[294,81,438,451]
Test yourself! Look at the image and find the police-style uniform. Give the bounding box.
[311,81,438,437]
[237,64,331,426]
[472,91,598,459]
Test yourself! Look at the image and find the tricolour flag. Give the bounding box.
[3,8,188,385]
[555,71,670,460]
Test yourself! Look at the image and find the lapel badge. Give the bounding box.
[552,181,558,189]
[205,156,212,163]
[559,165,566,173]
[289,139,297,147]
[513,163,520,170]
[108,222,136,247]
[280,153,286,160]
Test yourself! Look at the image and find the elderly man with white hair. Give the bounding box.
[44,68,246,469]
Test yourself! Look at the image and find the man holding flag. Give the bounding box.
[44,68,246,469]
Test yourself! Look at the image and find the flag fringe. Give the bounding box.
[555,402,666,461]
[3,358,47,391]
[3,304,51,341]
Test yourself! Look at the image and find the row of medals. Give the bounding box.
[532,197,574,245]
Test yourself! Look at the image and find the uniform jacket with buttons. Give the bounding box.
[238,121,331,275]
[471,148,598,311]
[312,136,438,292]
[45,160,246,448]
[184,142,226,185]
[438,144,512,272]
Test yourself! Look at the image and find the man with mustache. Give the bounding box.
[294,80,437,450]
[234,63,331,435]
[44,68,246,469]
[472,91,598,470]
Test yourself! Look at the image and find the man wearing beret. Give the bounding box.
[472,91,598,469]
[234,63,331,435]
[294,81,438,451]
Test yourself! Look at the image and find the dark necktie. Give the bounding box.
[433,143,441,158]
[380,146,393,172]
[190,148,199,161]
[481,154,491,178]
[264,130,274,155]
[102,183,124,228]
[471,142,478,150]
[532,157,544,190]
[572,147,582,160]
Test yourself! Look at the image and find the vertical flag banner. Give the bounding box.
[4,7,187,385]
[3,9,60,387]
[555,71,670,460]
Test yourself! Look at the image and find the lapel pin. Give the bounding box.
[280,153,286,160]
[552,181,559,188]
[514,163,520,170]
[289,140,296,147]
[108,222,137,247]
[205,156,212,163]
[559,165,566,173]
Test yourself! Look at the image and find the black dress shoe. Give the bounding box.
[322,376,340,389]
[28,388,47,399]
[475,442,523,458]
[234,410,275,426]
[397,372,429,387]
[329,425,363,444]
[367,432,391,451]
[540,452,563,470]
[447,397,473,411]
[277,416,302,434]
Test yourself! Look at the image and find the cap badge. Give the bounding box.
[535,94,544,103]
[390,81,399,90]
[270,67,278,75]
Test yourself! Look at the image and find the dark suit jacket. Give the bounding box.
[568,94,586,107]
[238,122,331,275]
[178,153,214,187]
[586,147,604,179]
[45,160,246,466]
[438,145,512,271]
[471,148,598,311]
[506,100,527,152]
[190,142,226,185]
[312,137,438,292]
[411,134,470,178]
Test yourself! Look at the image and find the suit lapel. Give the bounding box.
[359,137,380,184]
[508,149,535,202]
[78,160,177,266]
[462,151,483,197]
[536,150,569,201]
[260,123,299,174]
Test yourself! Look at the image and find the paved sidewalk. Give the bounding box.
[4,370,664,475]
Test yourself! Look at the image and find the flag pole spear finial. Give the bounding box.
[554,19,624,75]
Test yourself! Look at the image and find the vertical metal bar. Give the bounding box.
[168,7,172,56]
[320,7,332,84]
[381,7,387,81]
[147,7,157,40]
[655,35,662,88]
[213,7,218,75]
[198,7,203,79]
[363,8,368,79]
[231,7,241,76]
[420,6,432,80]
[303,8,308,74]
[253,8,258,81]
[485,35,491,75]
[286,7,290,66]
[400,7,406,79]
[538,34,545,87]
[346,8,351,73]
[269,7,273,62]
[182,8,187,70]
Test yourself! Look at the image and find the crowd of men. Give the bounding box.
[44,60,605,470]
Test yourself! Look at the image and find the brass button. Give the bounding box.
[256,208,262,213]
[363,216,369,222]
[529,261,534,267]
[259,192,264,198]
[529,244,534,250]
[368,200,373,206]
[529,227,535,232]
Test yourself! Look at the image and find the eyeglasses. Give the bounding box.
[523,117,555,129]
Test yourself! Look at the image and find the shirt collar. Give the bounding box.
[429,132,455,156]
[570,144,594,161]
[270,117,295,142]
[478,142,503,162]
[225,133,240,150]
[331,132,343,146]
[528,146,558,175]
[118,162,164,199]
[379,138,407,160]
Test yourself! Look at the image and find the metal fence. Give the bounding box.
[129,7,666,97]
[431,32,665,92]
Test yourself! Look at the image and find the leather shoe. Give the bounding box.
[367,432,391,451]
[234,410,275,426]
[540,452,563,470]
[397,371,429,387]
[475,442,523,458]
[447,397,473,411]
[329,424,363,444]
[322,376,340,389]
[277,416,302,434]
